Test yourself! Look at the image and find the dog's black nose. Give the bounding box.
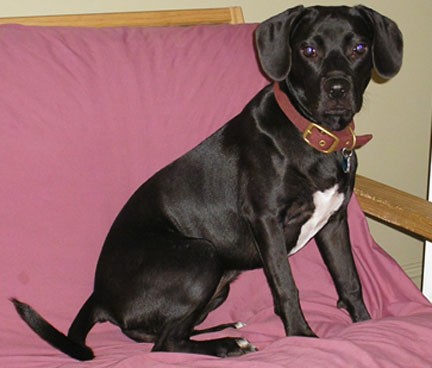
[324,78,351,99]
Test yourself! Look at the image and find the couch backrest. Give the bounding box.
[0,23,268,319]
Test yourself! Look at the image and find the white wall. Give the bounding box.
[1,0,431,286]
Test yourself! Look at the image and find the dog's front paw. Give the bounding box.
[295,328,318,338]
[337,299,371,322]
[289,323,318,338]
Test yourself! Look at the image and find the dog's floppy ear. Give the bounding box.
[255,6,304,81]
[356,5,403,79]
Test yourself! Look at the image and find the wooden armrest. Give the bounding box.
[354,175,432,242]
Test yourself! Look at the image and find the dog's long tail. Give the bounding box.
[11,297,96,361]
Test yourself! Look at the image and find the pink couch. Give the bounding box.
[1,21,432,367]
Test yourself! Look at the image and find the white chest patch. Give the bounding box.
[288,185,344,256]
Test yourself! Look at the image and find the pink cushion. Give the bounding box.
[1,22,431,367]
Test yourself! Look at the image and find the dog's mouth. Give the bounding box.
[324,108,351,116]
[321,109,354,130]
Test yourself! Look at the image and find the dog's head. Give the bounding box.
[255,5,403,131]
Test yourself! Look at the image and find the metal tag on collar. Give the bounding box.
[341,148,353,174]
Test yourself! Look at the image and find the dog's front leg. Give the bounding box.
[251,218,316,337]
[315,210,371,322]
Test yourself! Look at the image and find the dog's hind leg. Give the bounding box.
[191,273,247,337]
[142,238,256,357]
[152,316,257,357]
[191,321,247,337]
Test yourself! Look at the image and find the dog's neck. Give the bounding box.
[273,83,372,154]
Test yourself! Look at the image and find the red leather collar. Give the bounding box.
[273,83,372,154]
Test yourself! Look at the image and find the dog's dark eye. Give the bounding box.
[352,43,367,57]
[302,46,317,58]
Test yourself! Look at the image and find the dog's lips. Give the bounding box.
[321,109,354,130]
[324,108,351,116]
[317,96,356,127]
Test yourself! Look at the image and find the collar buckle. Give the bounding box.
[303,123,340,154]
[273,83,372,154]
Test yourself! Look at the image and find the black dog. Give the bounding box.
[12,5,403,360]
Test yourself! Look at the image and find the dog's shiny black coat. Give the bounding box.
[13,5,403,359]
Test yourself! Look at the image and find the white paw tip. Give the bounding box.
[234,321,247,329]
[235,338,257,352]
